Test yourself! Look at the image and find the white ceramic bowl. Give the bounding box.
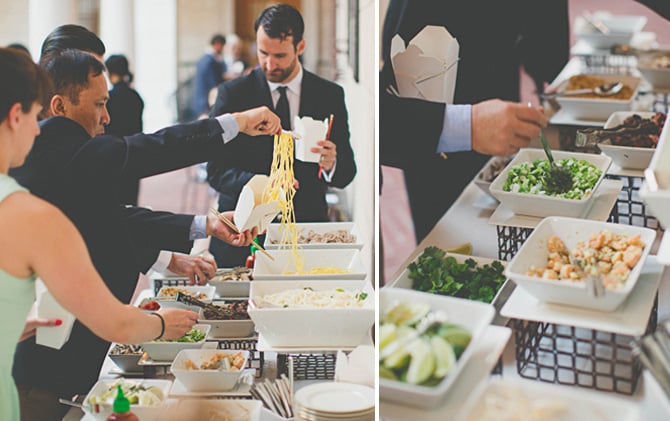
[574,14,647,49]
[161,399,262,421]
[638,50,670,89]
[108,344,143,373]
[473,156,513,199]
[207,267,252,298]
[264,222,363,250]
[598,111,661,170]
[505,217,655,312]
[197,305,254,338]
[140,324,211,361]
[489,148,611,218]
[253,248,367,280]
[554,74,640,121]
[170,349,249,392]
[248,280,374,347]
[379,288,495,408]
[83,378,171,421]
[640,113,670,228]
[155,285,216,311]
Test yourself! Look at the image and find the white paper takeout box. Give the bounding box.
[294,115,328,164]
[390,25,459,103]
[233,175,279,233]
[35,279,76,349]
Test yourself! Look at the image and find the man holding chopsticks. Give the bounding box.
[207,3,357,268]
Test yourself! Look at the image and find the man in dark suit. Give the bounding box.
[207,4,357,267]
[380,0,569,242]
[10,49,279,418]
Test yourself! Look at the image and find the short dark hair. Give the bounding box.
[0,48,52,122]
[41,49,105,105]
[7,43,30,56]
[105,54,133,83]
[210,34,226,45]
[39,24,106,64]
[254,4,304,48]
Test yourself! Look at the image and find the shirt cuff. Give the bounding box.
[437,104,473,154]
[216,114,239,143]
[150,250,172,273]
[190,215,208,240]
[321,159,336,183]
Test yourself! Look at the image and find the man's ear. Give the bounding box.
[296,39,306,56]
[6,103,22,130]
[50,95,66,116]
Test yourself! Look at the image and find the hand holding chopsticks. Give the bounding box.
[208,207,275,261]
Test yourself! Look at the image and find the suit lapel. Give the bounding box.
[298,70,315,118]
[252,68,274,109]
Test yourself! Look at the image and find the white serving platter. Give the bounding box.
[263,222,363,250]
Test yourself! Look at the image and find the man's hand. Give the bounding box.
[20,316,63,342]
[167,253,217,285]
[233,106,281,136]
[471,99,547,156]
[206,210,257,247]
[311,140,337,171]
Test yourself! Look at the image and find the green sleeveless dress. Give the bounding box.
[0,174,36,421]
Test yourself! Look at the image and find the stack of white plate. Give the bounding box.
[293,382,374,421]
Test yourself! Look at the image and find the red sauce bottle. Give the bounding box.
[106,385,139,421]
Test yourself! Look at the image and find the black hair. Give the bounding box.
[210,34,226,45]
[254,4,304,48]
[105,54,133,83]
[40,49,105,105]
[7,43,30,56]
[0,48,52,122]
[39,24,106,64]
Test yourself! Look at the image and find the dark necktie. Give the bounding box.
[275,86,291,130]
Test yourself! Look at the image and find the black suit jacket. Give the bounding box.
[10,116,229,396]
[207,67,357,222]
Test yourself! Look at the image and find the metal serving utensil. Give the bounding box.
[175,292,233,319]
[542,82,623,99]
[538,129,573,194]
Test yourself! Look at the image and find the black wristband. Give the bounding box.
[151,312,165,340]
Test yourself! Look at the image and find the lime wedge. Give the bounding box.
[431,335,456,379]
[446,242,473,255]
[405,338,434,385]
[379,323,397,352]
[437,324,472,356]
[379,365,397,380]
[384,301,430,326]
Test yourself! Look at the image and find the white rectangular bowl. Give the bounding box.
[263,221,363,250]
[455,377,640,421]
[489,148,611,218]
[140,324,211,361]
[554,74,640,121]
[155,285,216,311]
[597,111,659,170]
[248,279,374,347]
[574,14,647,49]
[161,399,262,421]
[379,288,495,408]
[170,349,249,392]
[253,248,367,280]
[637,50,670,89]
[505,217,655,312]
[83,378,172,421]
[473,156,513,199]
[640,113,670,229]
[208,267,252,298]
[197,307,254,338]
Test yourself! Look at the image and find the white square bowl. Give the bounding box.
[253,249,367,280]
[640,113,670,228]
[161,399,262,421]
[140,324,211,361]
[597,111,662,170]
[489,148,611,218]
[637,50,670,89]
[554,74,640,121]
[574,14,647,49]
[155,285,216,311]
[379,288,495,408]
[505,217,655,312]
[83,378,172,421]
[208,267,252,298]
[248,280,374,347]
[170,349,249,392]
[264,222,363,250]
[473,156,513,199]
[197,304,254,338]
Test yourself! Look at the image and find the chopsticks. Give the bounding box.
[318,114,334,180]
[208,207,274,261]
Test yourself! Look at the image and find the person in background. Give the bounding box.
[380,0,569,242]
[0,47,198,421]
[105,54,144,206]
[207,3,357,267]
[224,33,249,80]
[192,34,226,118]
[11,48,279,419]
[6,43,30,56]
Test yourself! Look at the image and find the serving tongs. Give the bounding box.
[176,292,234,319]
[632,320,670,399]
[576,116,656,147]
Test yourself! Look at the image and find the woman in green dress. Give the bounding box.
[0,48,199,421]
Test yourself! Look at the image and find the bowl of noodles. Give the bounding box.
[248,280,374,347]
[554,74,640,121]
[253,248,367,280]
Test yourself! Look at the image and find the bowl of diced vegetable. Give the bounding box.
[489,148,611,218]
[388,246,507,305]
[83,378,171,421]
[379,288,494,408]
[140,324,210,362]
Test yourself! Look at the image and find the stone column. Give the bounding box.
[99,0,135,64]
[28,0,77,61]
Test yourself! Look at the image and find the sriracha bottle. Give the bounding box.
[106,385,139,421]
[245,244,258,269]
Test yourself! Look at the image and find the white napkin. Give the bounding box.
[35,278,76,349]
[390,25,459,103]
[334,345,374,388]
[293,115,329,164]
